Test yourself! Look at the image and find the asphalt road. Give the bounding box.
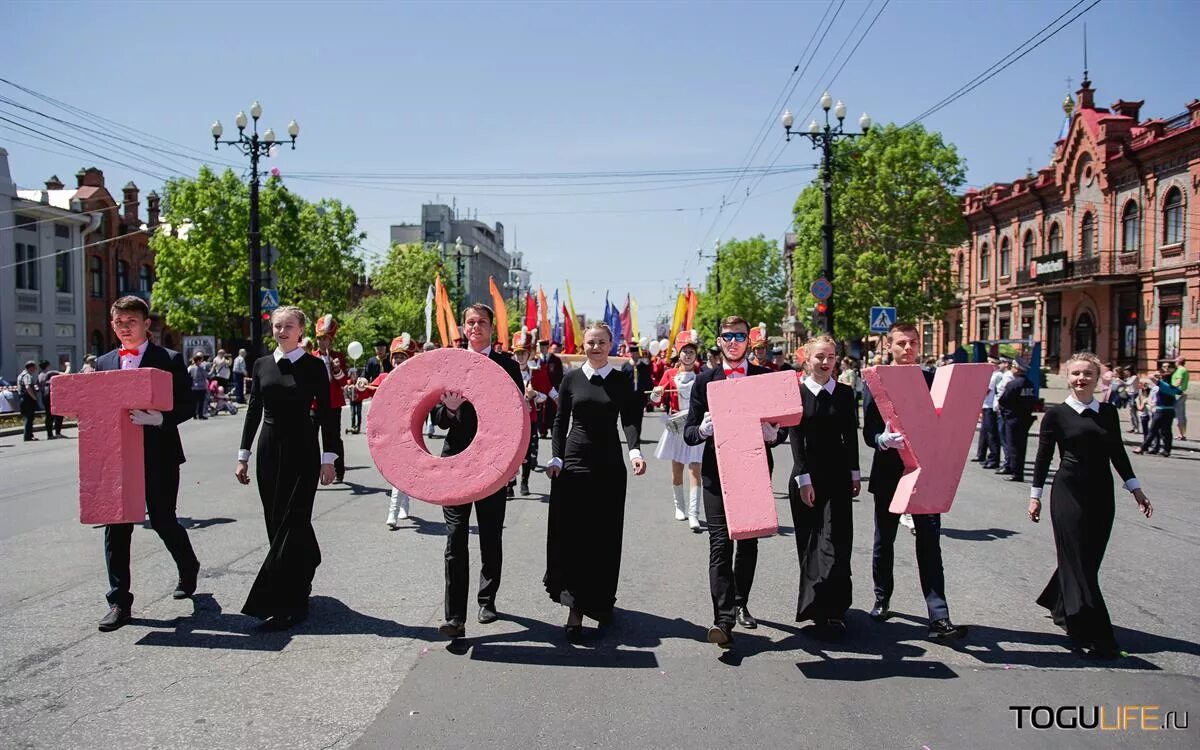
[1,402,1197,749]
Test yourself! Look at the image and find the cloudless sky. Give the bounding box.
[5,0,1197,326]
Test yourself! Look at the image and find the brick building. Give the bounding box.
[937,80,1199,376]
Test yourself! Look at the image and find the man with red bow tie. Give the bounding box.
[315,314,349,482]
[683,315,784,648]
[93,296,200,632]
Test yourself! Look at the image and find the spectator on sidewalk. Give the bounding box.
[1173,356,1189,441]
[1134,378,1152,436]
[232,349,247,403]
[37,360,68,438]
[187,352,210,420]
[17,361,39,441]
[1135,369,1182,458]
[79,354,97,374]
[211,350,232,392]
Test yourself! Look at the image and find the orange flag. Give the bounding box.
[537,287,551,342]
[434,275,450,346]
[442,282,460,342]
[489,276,510,350]
[684,285,699,330]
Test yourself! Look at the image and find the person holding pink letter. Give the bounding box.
[862,322,967,641]
[788,335,860,638]
[95,296,200,632]
[1029,351,1152,659]
[235,306,338,631]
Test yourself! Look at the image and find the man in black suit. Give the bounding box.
[432,303,524,639]
[684,315,783,648]
[862,321,966,641]
[998,358,1037,482]
[95,296,199,632]
[536,339,564,438]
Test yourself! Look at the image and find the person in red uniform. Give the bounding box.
[749,322,777,371]
[513,330,554,496]
[536,338,564,439]
[315,314,350,482]
[356,333,420,527]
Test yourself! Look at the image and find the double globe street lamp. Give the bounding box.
[782,92,870,335]
[211,102,299,359]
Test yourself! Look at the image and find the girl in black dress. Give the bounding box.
[235,306,338,630]
[788,335,860,637]
[545,323,646,640]
[1029,351,1153,658]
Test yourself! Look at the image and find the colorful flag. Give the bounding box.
[630,296,640,343]
[524,292,537,333]
[424,284,434,344]
[619,294,632,346]
[565,281,583,346]
[668,290,688,351]
[604,292,621,355]
[561,302,575,353]
[433,275,450,346]
[440,278,460,343]
[489,276,509,350]
[552,289,562,345]
[684,285,699,331]
[537,287,551,342]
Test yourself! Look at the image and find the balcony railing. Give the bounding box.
[1074,255,1100,277]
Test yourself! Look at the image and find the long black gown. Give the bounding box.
[544,366,643,622]
[1031,401,1137,651]
[788,379,860,622]
[240,351,338,619]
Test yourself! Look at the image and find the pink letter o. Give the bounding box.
[366,348,529,505]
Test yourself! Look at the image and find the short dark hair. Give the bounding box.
[719,315,750,332]
[888,321,919,337]
[462,303,495,325]
[39,360,50,368]
[110,295,150,319]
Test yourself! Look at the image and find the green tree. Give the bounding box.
[791,123,967,341]
[149,166,364,343]
[694,235,787,340]
[337,242,459,348]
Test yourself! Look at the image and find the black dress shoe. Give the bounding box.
[1083,642,1120,660]
[98,604,131,632]
[257,611,307,632]
[439,621,466,639]
[969,457,982,462]
[735,606,757,629]
[519,481,530,496]
[868,600,892,621]
[1005,476,1026,483]
[706,623,733,649]
[928,618,968,640]
[477,605,498,624]
[564,623,583,643]
[823,618,848,638]
[173,564,199,599]
[980,463,997,469]
[994,468,1012,475]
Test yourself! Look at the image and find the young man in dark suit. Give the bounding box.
[683,315,783,648]
[862,321,966,641]
[432,303,525,639]
[95,296,200,632]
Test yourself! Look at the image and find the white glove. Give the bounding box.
[130,409,164,427]
[698,411,715,438]
[876,430,905,451]
[761,423,779,442]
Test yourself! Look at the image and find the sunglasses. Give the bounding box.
[719,332,748,342]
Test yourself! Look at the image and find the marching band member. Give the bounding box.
[355,334,419,528]
[650,330,704,531]
[512,330,554,496]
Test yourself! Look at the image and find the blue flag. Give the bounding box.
[604,292,622,355]
[552,289,562,345]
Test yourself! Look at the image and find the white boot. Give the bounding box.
[395,489,410,520]
[672,484,687,520]
[687,486,702,532]
[386,488,404,529]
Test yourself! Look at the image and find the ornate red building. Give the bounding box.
[938,80,1199,375]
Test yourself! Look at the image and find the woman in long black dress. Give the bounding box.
[1029,351,1152,658]
[545,323,646,639]
[235,306,338,630]
[788,335,860,637]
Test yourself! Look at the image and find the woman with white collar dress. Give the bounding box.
[545,323,646,640]
[788,335,860,637]
[1029,351,1152,659]
[235,306,338,630]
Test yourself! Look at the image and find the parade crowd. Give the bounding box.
[74,295,1156,661]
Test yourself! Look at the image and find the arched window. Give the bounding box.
[1122,201,1140,253]
[1163,187,1184,245]
[999,237,1011,277]
[139,264,153,292]
[89,256,104,298]
[1021,230,1035,267]
[1048,222,1062,254]
[978,242,990,282]
[1080,212,1094,258]
[116,260,129,294]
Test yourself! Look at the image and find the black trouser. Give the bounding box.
[872,491,948,622]
[538,399,557,437]
[193,388,207,419]
[442,489,507,625]
[43,393,61,436]
[703,485,757,627]
[104,463,198,609]
[996,410,1012,470]
[1141,411,1175,454]
[20,396,37,440]
[330,407,345,476]
[1004,415,1033,479]
[977,409,999,463]
[349,400,363,431]
[521,427,539,482]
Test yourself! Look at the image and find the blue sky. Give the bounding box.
[5,0,1196,326]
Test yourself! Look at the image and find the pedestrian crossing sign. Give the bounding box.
[869,306,896,334]
[261,288,280,311]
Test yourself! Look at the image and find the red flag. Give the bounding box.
[619,294,632,344]
[562,302,575,354]
[538,287,551,342]
[525,292,537,333]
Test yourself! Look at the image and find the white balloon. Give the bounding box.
[347,340,364,360]
[639,336,650,348]
[648,341,661,356]
[659,338,670,354]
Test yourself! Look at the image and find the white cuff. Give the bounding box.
[535,392,548,404]
[794,474,812,488]
[851,470,861,481]
[321,451,337,466]
[549,387,559,401]
[629,449,644,461]
[238,449,251,462]
[548,457,563,470]
[1030,487,1044,500]
[1123,478,1141,493]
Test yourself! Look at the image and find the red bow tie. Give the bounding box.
[724,364,746,376]
[119,348,140,357]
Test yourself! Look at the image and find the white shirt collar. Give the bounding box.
[1064,394,1100,414]
[803,376,836,396]
[274,347,306,363]
[120,340,149,355]
[582,362,614,379]
[470,346,493,357]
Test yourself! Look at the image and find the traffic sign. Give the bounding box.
[261,288,280,312]
[809,277,832,302]
[869,306,896,334]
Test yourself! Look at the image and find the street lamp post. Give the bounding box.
[782,92,870,335]
[442,237,478,311]
[211,102,299,360]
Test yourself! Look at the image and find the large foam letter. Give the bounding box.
[707,371,804,540]
[861,363,993,514]
[367,348,529,505]
[50,369,174,524]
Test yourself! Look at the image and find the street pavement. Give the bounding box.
[1,401,1197,749]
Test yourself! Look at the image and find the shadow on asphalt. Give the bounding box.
[940,527,1019,541]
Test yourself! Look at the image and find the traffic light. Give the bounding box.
[262,312,270,321]
[812,302,828,333]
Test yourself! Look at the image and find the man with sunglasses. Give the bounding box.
[684,316,784,648]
